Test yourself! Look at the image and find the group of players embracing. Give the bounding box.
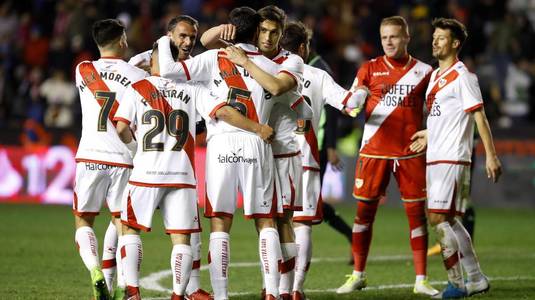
[72,4,501,300]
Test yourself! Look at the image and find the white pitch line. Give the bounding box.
[144,276,535,300]
[140,255,412,293]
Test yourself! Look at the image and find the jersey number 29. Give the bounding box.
[142,109,189,152]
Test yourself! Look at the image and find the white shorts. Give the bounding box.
[204,133,281,219]
[274,154,302,211]
[73,162,131,217]
[121,183,201,233]
[426,163,470,216]
[293,169,323,224]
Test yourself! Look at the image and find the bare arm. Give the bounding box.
[473,108,502,182]
[222,46,296,96]
[116,121,137,157]
[200,24,236,49]
[116,121,133,143]
[215,106,274,142]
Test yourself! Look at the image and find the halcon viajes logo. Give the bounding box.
[217,148,258,164]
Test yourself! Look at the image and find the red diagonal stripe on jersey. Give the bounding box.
[304,127,320,166]
[217,52,259,122]
[132,79,196,177]
[273,55,288,64]
[363,57,418,122]
[426,70,459,111]
[79,62,120,127]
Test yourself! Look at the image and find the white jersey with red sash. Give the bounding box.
[75,58,147,167]
[425,60,483,165]
[114,76,226,187]
[157,41,303,140]
[298,64,352,170]
[269,48,305,156]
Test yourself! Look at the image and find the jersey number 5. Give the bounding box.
[227,87,252,117]
[142,109,189,152]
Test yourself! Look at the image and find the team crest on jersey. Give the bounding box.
[438,78,447,88]
[355,178,364,189]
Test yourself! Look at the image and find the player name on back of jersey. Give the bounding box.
[78,71,133,92]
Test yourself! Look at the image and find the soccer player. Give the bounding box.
[114,41,274,300]
[217,6,305,299]
[276,21,363,300]
[73,19,147,300]
[410,18,502,299]
[128,15,198,69]
[157,7,312,300]
[125,15,212,300]
[337,16,439,296]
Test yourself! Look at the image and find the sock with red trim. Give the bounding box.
[279,242,297,295]
[75,226,100,271]
[171,244,193,296]
[102,221,118,292]
[435,222,463,287]
[293,225,311,293]
[452,219,483,282]
[116,235,126,289]
[186,232,201,295]
[121,234,143,290]
[404,201,428,277]
[208,232,230,300]
[259,227,282,298]
[352,200,378,272]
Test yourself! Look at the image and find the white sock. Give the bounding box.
[279,242,297,295]
[186,232,201,295]
[259,228,282,297]
[435,222,463,287]
[116,236,126,288]
[75,226,100,271]
[102,221,118,292]
[121,234,143,288]
[452,219,483,282]
[171,244,193,296]
[293,225,311,292]
[415,275,426,282]
[209,232,230,300]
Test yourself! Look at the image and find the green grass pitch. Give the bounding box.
[1,203,534,299]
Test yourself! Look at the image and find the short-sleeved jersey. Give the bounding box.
[75,58,148,167]
[158,41,301,141]
[114,76,226,186]
[297,64,352,169]
[425,61,483,164]
[269,48,305,155]
[354,55,432,159]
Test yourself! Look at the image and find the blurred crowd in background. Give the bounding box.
[1,0,534,146]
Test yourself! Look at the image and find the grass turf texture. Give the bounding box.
[1,203,534,299]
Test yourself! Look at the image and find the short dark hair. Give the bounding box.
[92,19,125,48]
[432,18,468,52]
[229,6,260,43]
[280,21,310,54]
[167,15,199,32]
[152,40,179,62]
[258,5,286,31]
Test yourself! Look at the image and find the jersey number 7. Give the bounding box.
[96,91,117,131]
